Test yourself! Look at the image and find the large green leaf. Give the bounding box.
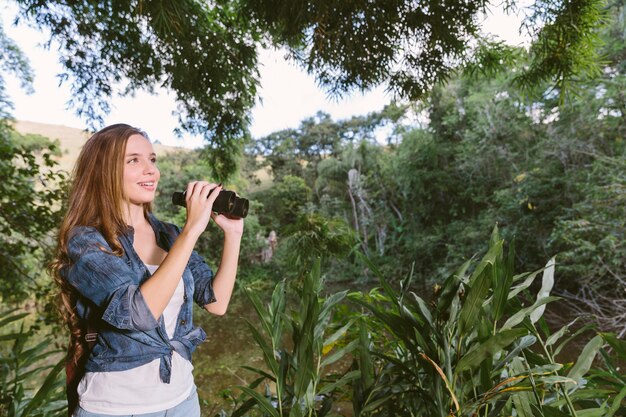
[456,328,528,373]
[510,357,535,417]
[493,240,515,323]
[501,296,560,330]
[18,357,65,417]
[458,262,493,336]
[237,386,280,417]
[529,257,555,324]
[566,335,604,386]
[601,333,626,361]
[437,259,470,313]
[318,370,361,395]
[606,385,626,417]
[546,317,580,347]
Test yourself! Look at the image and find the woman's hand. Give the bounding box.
[183,181,222,238]
[211,212,244,236]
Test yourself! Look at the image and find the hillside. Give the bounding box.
[11,120,185,174]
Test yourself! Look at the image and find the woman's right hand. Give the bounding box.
[182,181,222,238]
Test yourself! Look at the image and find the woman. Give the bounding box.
[50,124,243,417]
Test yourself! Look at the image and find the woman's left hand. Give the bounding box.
[211,212,244,236]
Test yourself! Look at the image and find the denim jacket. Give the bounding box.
[61,213,216,383]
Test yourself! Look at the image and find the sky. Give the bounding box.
[1,2,529,148]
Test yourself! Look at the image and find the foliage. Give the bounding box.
[0,127,66,303]
[243,7,626,331]
[348,227,626,416]
[241,0,608,101]
[280,213,355,276]
[255,176,312,234]
[14,0,260,179]
[232,259,360,417]
[0,309,66,417]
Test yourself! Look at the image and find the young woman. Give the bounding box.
[50,124,243,417]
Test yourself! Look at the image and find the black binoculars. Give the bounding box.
[171,189,249,219]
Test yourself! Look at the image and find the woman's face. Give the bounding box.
[123,134,160,205]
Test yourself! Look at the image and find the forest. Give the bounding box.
[1,0,625,416]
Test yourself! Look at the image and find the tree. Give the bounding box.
[242,0,609,101]
[0,22,66,303]
[1,0,612,179]
[12,0,261,178]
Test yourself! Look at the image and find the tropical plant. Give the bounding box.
[231,260,360,417]
[348,226,626,416]
[0,309,66,417]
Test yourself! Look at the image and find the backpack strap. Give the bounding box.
[66,314,97,417]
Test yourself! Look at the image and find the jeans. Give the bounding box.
[73,389,201,417]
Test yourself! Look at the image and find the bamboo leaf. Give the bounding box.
[537,405,571,417]
[240,365,277,382]
[318,370,361,395]
[606,385,626,417]
[494,240,515,322]
[601,332,626,361]
[410,292,433,328]
[575,408,609,417]
[456,328,528,373]
[566,335,604,385]
[437,259,470,313]
[237,386,280,417]
[245,320,279,376]
[18,357,65,417]
[245,286,274,338]
[539,375,577,385]
[555,323,594,357]
[510,357,535,417]
[501,296,560,330]
[494,335,537,370]
[321,339,359,368]
[459,262,493,335]
[529,257,555,323]
[508,270,541,299]
[546,317,580,347]
[323,320,353,350]
[0,312,29,329]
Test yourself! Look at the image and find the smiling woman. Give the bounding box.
[123,135,160,203]
[48,124,244,417]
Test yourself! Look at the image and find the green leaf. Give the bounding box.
[539,375,577,385]
[323,320,353,349]
[0,312,29,329]
[410,292,433,328]
[18,357,65,417]
[538,405,571,417]
[493,239,515,323]
[606,385,626,417]
[456,328,528,373]
[601,333,626,361]
[494,335,537,370]
[318,370,361,395]
[508,270,541,300]
[245,320,279,376]
[575,408,609,417]
[529,257,555,323]
[510,357,535,417]
[437,259,469,313]
[546,317,581,347]
[236,386,280,417]
[566,335,604,385]
[459,262,493,336]
[501,296,560,330]
[321,339,359,368]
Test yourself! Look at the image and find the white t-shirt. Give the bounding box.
[77,264,195,415]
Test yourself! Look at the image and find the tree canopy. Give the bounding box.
[0,0,613,177]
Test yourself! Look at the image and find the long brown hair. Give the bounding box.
[49,123,151,365]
